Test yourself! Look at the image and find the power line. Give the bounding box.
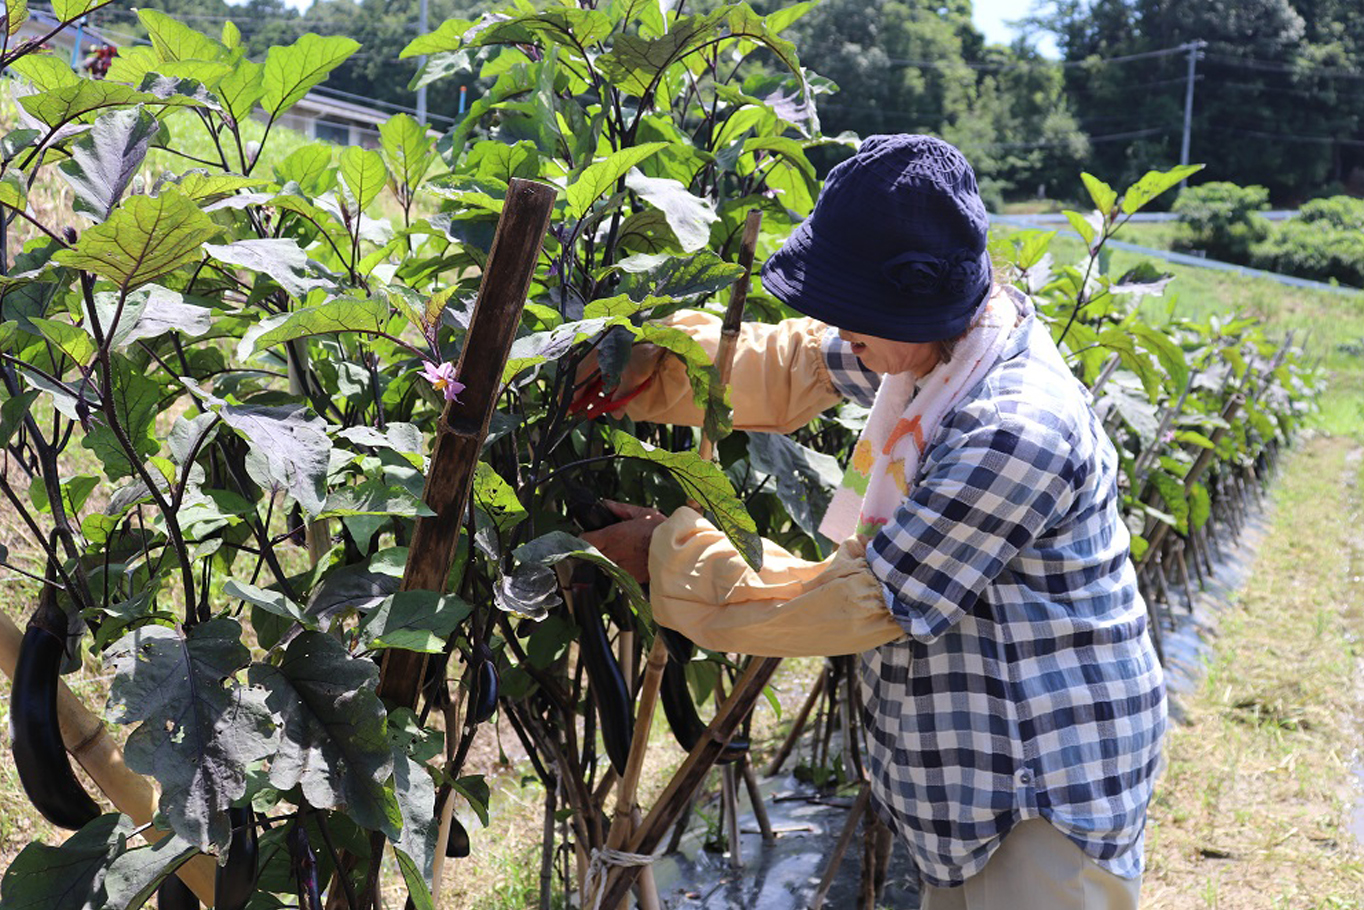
[888,40,1197,72]
[308,83,459,124]
[957,125,1174,153]
[1212,78,1364,102]
[1202,51,1364,80]
[1206,123,1364,147]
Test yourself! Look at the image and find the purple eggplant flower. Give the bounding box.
[420,360,465,402]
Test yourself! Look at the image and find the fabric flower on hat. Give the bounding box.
[883,251,946,296]
[420,359,465,402]
[944,256,979,298]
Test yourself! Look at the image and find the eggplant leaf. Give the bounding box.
[57,106,159,221]
[248,631,402,838]
[54,191,220,292]
[106,619,275,853]
[240,297,391,359]
[359,591,471,653]
[262,34,361,117]
[608,428,762,569]
[184,379,332,516]
[0,814,123,910]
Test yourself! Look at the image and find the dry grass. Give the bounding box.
[1142,435,1364,909]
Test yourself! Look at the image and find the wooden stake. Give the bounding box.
[599,209,764,904]
[370,177,555,895]
[722,764,744,869]
[596,655,782,909]
[739,758,775,844]
[765,665,826,776]
[809,785,871,910]
[378,177,556,711]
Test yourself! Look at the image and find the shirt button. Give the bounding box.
[1016,769,1032,786]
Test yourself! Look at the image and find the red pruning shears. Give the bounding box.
[568,372,654,419]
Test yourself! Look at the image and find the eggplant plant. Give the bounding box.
[0,0,837,906]
[0,0,1316,908]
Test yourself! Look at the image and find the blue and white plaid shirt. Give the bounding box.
[820,297,1166,887]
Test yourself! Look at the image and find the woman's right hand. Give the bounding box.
[577,341,666,398]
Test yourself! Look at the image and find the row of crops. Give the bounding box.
[0,1,1317,908]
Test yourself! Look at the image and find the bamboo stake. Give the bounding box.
[596,654,782,909]
[378,177,557,710]
[722,764,744,869]
[1174,541,1195,612]
[0,610,217,904]
[369,177,554,899]
[599,209,764,904]
[809,785,870,910]
[739,758,775,844]
[765,665,826,776]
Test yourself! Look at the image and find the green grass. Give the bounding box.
[1111,220,1182,251]
[1142,435,1364,909]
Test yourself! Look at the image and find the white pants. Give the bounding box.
[919,819,1142,910]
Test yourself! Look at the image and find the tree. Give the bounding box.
[1032,0,1364,202]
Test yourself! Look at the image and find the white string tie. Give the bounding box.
[584,846,657,910]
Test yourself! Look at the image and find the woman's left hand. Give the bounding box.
[580,501,667,583]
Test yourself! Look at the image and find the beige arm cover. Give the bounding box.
[648,507,905,658]
[622,312,843,433]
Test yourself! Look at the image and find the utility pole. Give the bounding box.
[416,0,429,124]
[1180,39,1206,187]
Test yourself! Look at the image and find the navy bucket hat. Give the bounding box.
[761,134,992,343]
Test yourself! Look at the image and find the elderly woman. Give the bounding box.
[583,135,1165,910]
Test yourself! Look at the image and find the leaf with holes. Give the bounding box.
[106,618,275,853]
[184,379,331,516]
[248,631,402,837]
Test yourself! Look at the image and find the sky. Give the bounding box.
[264,0,1063,59]
[973,0,1061,58]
